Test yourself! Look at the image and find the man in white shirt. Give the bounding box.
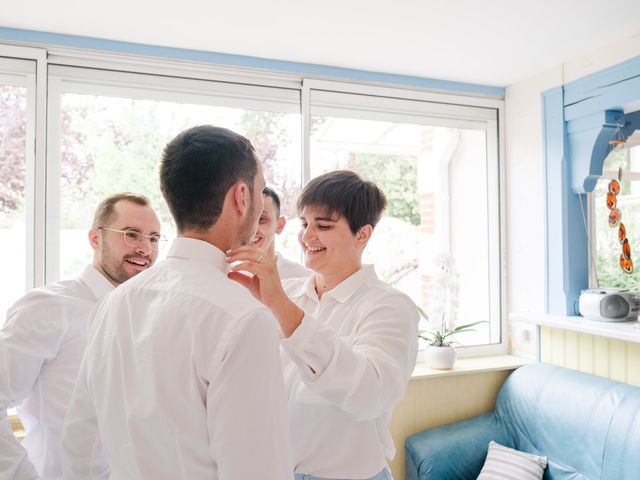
[61,126,292,480]
[252,187,311,280]
[0,192,162,480]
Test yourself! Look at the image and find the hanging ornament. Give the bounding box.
[606,173,633,274]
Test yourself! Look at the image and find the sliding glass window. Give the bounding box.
[0,56,36,316]
[307,87,502,350]
[46,66,302,280]
[0,48,504,353]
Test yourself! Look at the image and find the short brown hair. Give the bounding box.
[160,125,258,232]
[92,192,151,228]
[297,170,387,234]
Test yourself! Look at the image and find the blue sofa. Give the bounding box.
[405,363,640,480]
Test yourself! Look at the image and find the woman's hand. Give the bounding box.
[226,246,283,307]
[226,246,304,337]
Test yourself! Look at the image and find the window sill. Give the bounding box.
[510,313,640,344]
[410,354,531,380]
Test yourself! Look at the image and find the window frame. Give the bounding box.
[1,41,506,356]
[45,64,302,282]
[302,79,507,356]
[0,44,47,291]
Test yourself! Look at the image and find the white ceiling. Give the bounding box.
[2,0,640,87]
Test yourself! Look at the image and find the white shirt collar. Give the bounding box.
[294,265,377,304]
[166,237,228,273]
[79,264,115,301]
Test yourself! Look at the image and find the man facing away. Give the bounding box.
[252,187,311,280]
[61,126,292,480]
[0,193,161,479]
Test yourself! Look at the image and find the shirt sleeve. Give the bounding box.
[0,292,68,409]
[207,309,292,479]
[0,409,39,480]
[59,357,109,480]
[281,292,419,421]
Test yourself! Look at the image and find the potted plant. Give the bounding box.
[418,306,486,369]
[416,254,486,369]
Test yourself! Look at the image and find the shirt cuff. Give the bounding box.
[281,313,319,354]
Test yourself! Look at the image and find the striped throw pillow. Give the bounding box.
[476,441,547,480]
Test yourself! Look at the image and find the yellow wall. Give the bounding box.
[388,369,514,480]
[540,326,640,387]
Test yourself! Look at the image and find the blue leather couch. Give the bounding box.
[405,363,640,480]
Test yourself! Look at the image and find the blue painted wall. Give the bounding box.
[0,26,504,97]
[542,54,640,315]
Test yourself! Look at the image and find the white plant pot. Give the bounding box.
[424,345,456,369]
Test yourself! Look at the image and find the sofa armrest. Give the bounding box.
[405,412,511,480]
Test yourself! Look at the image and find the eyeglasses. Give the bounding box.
[98,227,166,251]
[606,179,633,274]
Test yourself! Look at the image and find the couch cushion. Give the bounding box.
[477,441,547,480]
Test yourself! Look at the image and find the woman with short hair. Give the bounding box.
[228,170,418,480]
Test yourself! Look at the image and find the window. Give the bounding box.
[0,49,40,435]
[0,44,505,355]
[47,67,302,280]
[0,56,36,317]
[592,129,640,289]
[306,85,504,352]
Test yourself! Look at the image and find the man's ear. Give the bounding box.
[275,215,286,235]
[356,224,373,247]
[231,182,250,216]
[88,228,100,250]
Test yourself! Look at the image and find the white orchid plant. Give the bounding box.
[418,253,486,347]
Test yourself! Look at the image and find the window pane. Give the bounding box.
[595,136,640,289]
[0,67,33,317]
[55,76,301,278]
[310,94,500,347]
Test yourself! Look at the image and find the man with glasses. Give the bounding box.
[0,192,161,480]
[61,126,291,480]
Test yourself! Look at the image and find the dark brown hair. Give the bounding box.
[262,186,281,217]
[297,170,387,234]
[160,125,258,232]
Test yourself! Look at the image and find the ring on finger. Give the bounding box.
[256,254,264,263]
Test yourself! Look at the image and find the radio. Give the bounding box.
[578,288,640,322]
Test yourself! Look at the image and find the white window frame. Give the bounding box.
[45,65,301,282]
[301,79,507,356]
[1,40,506,356]
[0,44,47,290]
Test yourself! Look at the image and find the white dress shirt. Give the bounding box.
[0,265,113,479]
[281,266,418,478]
[0,409,38,480]
[276,253,312,280]
[61,237,292,480]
